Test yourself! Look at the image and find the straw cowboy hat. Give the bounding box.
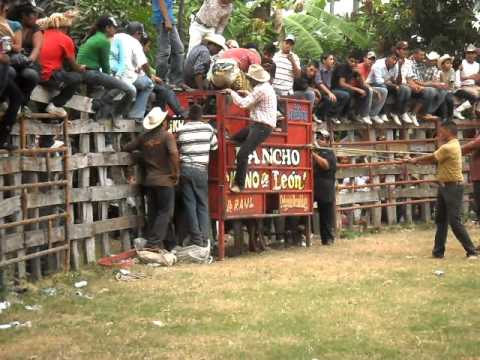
[143,107,168,130]
[426,51,440,61]
[36,9,79,30]
[245,64,270,83]
[438,54,453,68]
[465,44,477,53]
[204,33,227,50]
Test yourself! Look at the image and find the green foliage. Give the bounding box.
[284,1,373,61]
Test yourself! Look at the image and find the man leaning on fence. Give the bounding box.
[123,107,180,250]
[406,121,478,259]
[177,104,218,248]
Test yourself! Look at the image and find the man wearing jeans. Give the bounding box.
[177,104,218,247]
[123,107,180,249]
[224,64,277,193]
[408,121,478,259]
[151,0,184,86]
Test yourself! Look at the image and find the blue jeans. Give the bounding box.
[155,23,185,85]
[293,89,316,107]
[369,86,388,117]
[83,70,135,118]
[146,186,176,248]
[153,83,185,116]
[412,87,446,115]
[181,165,210,246]
[127,75,154,119]
[317,89,350,118]
[384,84,411,115]
[339,87,372,117]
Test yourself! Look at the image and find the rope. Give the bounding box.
[312,142,430,156]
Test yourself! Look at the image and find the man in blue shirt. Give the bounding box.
[151,0,184,87]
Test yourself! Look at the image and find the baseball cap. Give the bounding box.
[285,34,296,43]
[126,21,146,37]
[367,51,376,59]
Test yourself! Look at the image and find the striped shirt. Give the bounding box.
[177,121,218,169]
[272,51,300,95]
[230,82,277,128]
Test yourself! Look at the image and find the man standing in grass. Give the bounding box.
[177,104,218,247]
[408,121,478,259]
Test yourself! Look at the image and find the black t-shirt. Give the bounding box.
[313,149,337,203]
[23,24,41,57]
[293,67,315,91]
[331,63,357,89]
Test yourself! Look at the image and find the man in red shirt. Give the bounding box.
[38,12,86,118]
[462,132,480,226]
[357,51,376,81]
[220,46,261,72]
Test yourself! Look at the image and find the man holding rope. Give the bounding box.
[406,121,478,259]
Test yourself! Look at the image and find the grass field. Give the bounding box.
[0,225,479,360]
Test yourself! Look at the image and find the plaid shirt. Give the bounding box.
[230,82,277,128]
[411,60,436,82]
[196,0,233,33]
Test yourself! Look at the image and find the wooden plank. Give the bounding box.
[385,130,397,225]
[0,176,6,288]
[0,196,21,218]
[30,86,94,113]
[337,191,380,206]
[26,185,139,208]
[0,156,21,176]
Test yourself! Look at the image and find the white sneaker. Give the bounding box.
[401,113,412,124]
[46,103,67,118]
[330,117,341,125]
[380,114,389,123]
[362,116,372,125]
[50,140,64,149]
[391,114,402,126]
[455,100,472,113]
[410,113,419,127]
[372,115,383,124]
[313,114,323,124]
[453,110,465,120]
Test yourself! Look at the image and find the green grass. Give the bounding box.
[0,225,479,359]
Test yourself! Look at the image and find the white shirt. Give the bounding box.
[460,59,479,86]
[395,58,414,84]
[272,51,300,96]
[367,58,398,85]
[111,33,148,84]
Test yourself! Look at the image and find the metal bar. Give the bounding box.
[333,139,437,146]
[45,151,51,181]
[0,245,69,268]
[0,212,68,230]
[0,180,68,192]
[337,198,437,212]
[337,179,437,190]
[338,160,405,168]
[29,113,67,120]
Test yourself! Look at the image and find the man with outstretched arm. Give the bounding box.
[406,121,478,259]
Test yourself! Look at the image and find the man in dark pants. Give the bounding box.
[123,107,180,249]
[408,121,478,259]
[312,130,337,245]
[224,64,276,193]
[177,104,218,247]
[462,132,480,226]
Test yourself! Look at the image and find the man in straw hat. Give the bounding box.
[184,33,226,89]
[123,107,180,249]
[37,10,86,119]
[224,64,276,193]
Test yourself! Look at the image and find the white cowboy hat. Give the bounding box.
[426,51,440,61]
[465,44,477,53]
[204,33,227,50]
[245,64,270,83]
[143,107,168,130]
[438,54,453,68]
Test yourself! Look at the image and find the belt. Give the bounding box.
[182,163,208,170]
[438,181,462,186]
[193,15,212,29]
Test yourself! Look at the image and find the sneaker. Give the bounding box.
[455,100,472,113]
[410,113,420,127]
[372,115,383,124]
[46,103,67,118]
[354,115,364,123]
[230,184,241,193]
[330,117,341,125]
[380,114,389,123]
[50,140,64,149]
[453,110,465,120]
[313,114,323,124]
[361,116,372,125]
[391,114,402,126]
[401,113,412,124]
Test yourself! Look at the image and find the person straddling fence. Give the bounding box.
[406,121,478,259]
[123,107,180,250]
[177,104,218,247]
[224,64,276,193]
